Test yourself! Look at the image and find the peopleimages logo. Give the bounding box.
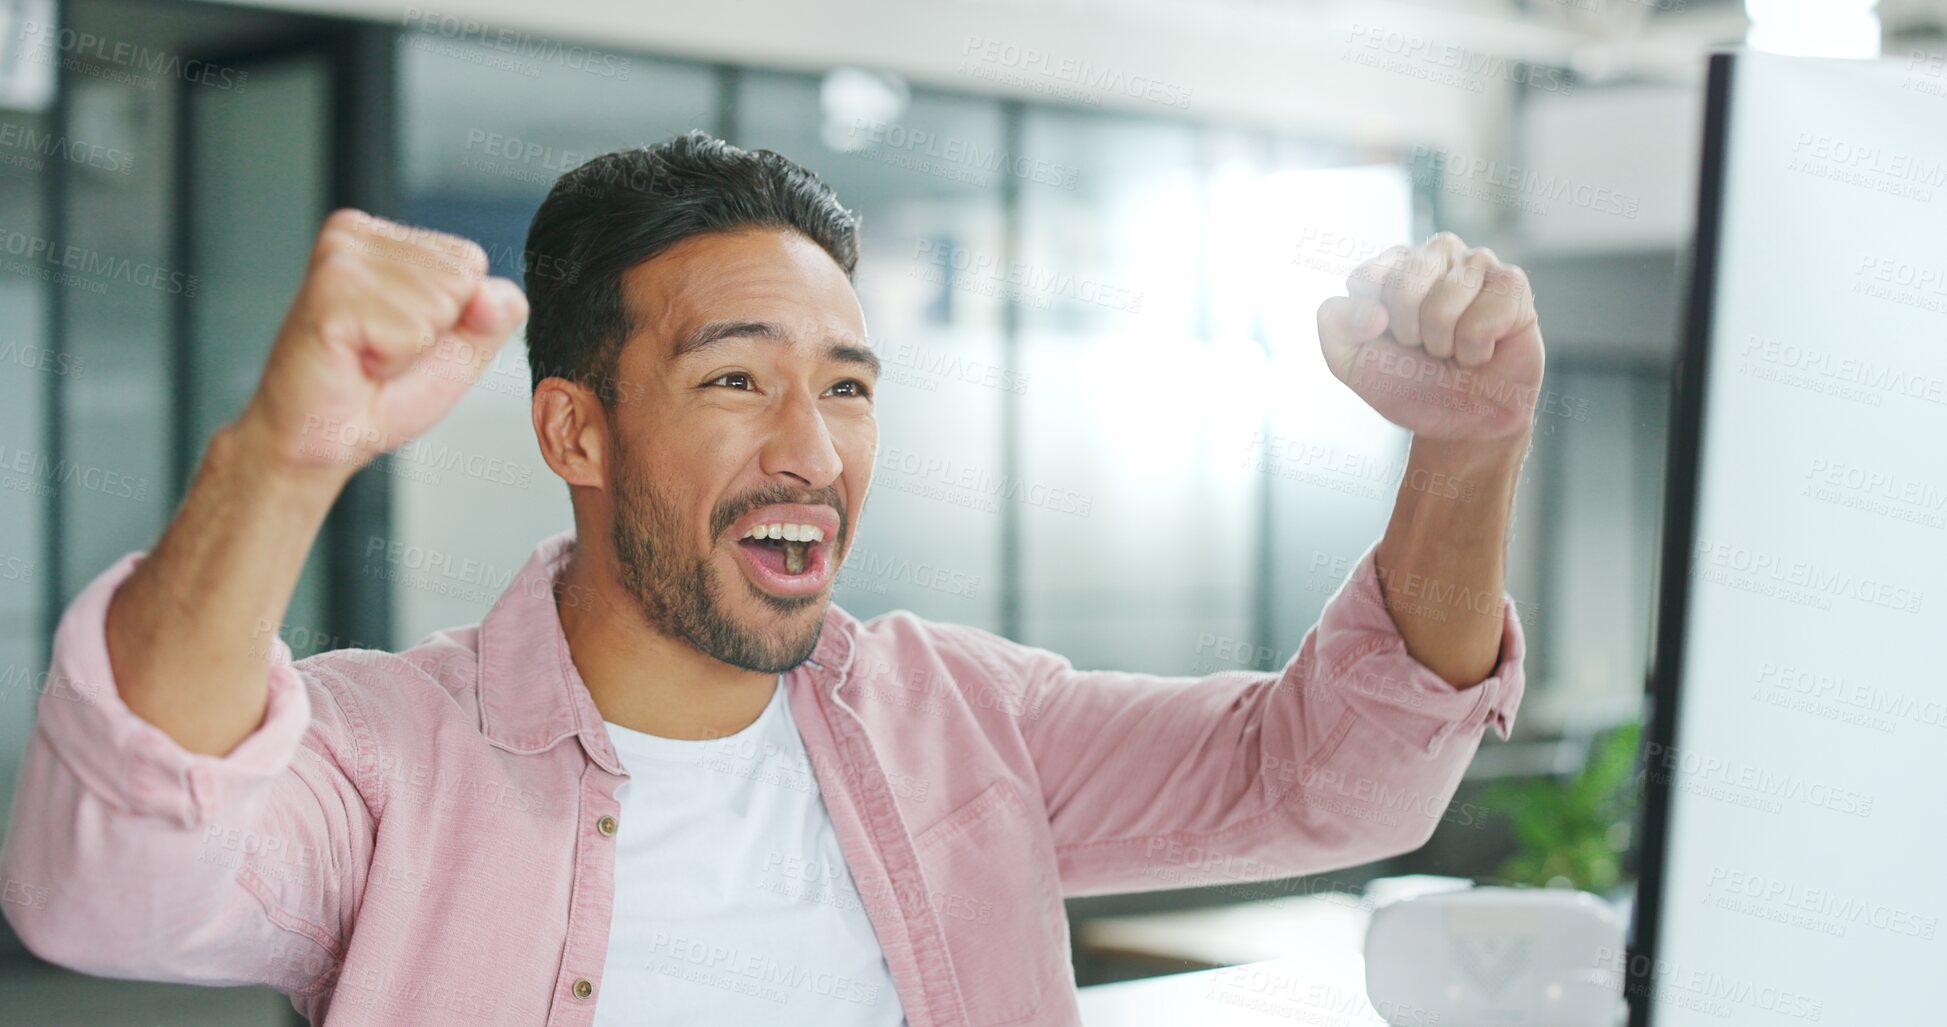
[15,20,249,92]
[401,7,632,80]
[875,338,1030,396]
[848,118,1079,190]
[0,444,149,502]
[1640,739,1875,817]
[0,121,135,175]
[1411,145,1638,218]
[910,239,1144,314]
[959,36,1194,109]
[1594,946,1824,1022]
[878,446,1094,517]
[463,129,588,174]
[0,228,198,296]
[1344,24,1574,95]
[1703,864,1938,940]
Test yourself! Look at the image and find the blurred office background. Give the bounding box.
[0,0,1937,1022]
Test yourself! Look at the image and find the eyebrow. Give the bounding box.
[671,319,882,379]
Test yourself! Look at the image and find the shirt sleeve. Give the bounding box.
[982,536,1525,897]
[0,552,373,995]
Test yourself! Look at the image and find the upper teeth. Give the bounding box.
[743,523,826,543]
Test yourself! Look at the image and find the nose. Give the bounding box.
[759,387,843,489]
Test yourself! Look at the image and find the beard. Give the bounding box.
[607,436,837,674]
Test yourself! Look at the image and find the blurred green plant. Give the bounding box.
[1483,720,1641,892]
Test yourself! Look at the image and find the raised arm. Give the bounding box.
[949,232,1541,896]
[0,210,525,988]
[1320,231,1543,686]
[111,209,527,755]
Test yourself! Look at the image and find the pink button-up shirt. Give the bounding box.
[1,530,1523,1026]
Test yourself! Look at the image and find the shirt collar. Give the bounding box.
[474,529,860,773]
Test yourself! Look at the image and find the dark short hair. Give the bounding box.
[521,130,861,400]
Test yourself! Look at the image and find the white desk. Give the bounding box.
[1076,896,1388,1026]
[1076,892,1375,969]
[1077,949,1390,1026]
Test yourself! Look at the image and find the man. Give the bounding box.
[0,131,1537,1026]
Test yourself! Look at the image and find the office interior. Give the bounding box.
[0,0,1934,1022]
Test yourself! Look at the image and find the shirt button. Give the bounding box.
[597,815,618,837]
[572,977,595,1000]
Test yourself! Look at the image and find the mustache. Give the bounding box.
[710,483,846,542]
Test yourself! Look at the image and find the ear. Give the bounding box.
[532,378,609,491]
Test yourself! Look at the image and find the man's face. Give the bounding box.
[603,229,877,673]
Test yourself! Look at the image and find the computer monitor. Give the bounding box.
[1632,48,1947,1026]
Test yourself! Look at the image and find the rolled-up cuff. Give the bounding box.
[35,552,313,829]
[1311,537,1527,756]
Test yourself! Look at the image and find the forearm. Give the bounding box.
[105,416,346,756]
[1373,429,1529,688]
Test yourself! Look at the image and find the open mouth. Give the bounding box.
[730,516,837,596]
[736,532,821,576]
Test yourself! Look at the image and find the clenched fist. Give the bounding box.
[233,209,529,481]
[1317,231,1545,441]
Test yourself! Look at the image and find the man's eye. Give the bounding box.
[830,379,872,399]
[708,372,754,390]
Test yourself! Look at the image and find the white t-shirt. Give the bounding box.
[590,676,908,1026]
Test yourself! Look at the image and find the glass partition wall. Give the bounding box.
[387,35,1403,666]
